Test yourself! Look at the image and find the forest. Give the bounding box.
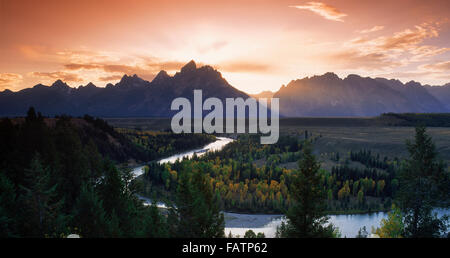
[141,135,400,214]
[1,108,449,238]
[0,108,218,237]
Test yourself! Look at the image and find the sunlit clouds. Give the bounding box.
[322,21,450,80]
[1,0,450,93]
[358,26,384,34]
[0,73,23,91]
[289,2,347,22]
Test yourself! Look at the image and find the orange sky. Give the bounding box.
[1,0,450,93]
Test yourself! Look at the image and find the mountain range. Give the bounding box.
[1,60,450,117]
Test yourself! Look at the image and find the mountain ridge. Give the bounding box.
[0,60,249,117]
[1,63,450,117]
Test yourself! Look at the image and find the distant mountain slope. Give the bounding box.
[250,90,275,99]
[424,83,450,111]
[0,61,248,117]
[274,73,448,117]
[1,63,449,117]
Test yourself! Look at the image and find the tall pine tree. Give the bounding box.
[278,141,336,238]
[396,126,449,237]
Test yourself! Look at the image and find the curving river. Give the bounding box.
[132,137,449,238]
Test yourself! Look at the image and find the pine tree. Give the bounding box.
[18,154,67,237]
[73,184,110,237]
[244,229,257,238]
[278,141,336,238]
[142,203,168,237]
[396,126,449,237]
[0,174,17,237]
[170,163,225,238]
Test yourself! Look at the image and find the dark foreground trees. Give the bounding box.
[276,142,337,238]
[396,126,449,238]
[168,162,225,238]
[0,108,168,237]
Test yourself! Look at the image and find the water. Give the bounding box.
[157,137,234,164]
[223,213,390,238]
[131,137,234,178]
[224,209,450,238]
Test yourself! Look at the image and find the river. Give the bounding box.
[131,137,449,238]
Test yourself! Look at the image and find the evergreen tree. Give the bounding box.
[244,229,257,238]
[169,163,224,238]
[396,126,449,238]
[0,174,17,237]
[278,142,336,238]
[142,203,168,237]
[73,184,110,238]
[18,154,67,237]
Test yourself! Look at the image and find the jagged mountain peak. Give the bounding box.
[116,74,148,88]
[180,60,197,73]
[152,70,171,84]
[405,80,422,88]
[51,79,70,89]
[85,82,97,88]
[1,65,450,117]
[315,72,340,81]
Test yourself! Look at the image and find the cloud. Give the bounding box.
[0,73,23,90]
[350,23,445,53]
[289,2,347,22]
[98,75,124,82]
[64,62,154,81]
[333,22,449,70]
[359,26,384,34]
[377,25,439,52]
[29,71,83,83]
[421,61,450,71]
[64,60,187,73]
[326,50,402,70]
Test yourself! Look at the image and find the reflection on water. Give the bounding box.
[225,209,450,238]
[157,137,234,164]
[131,137,234,178]
[224,213,390,238]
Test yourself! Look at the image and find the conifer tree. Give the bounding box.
[73,184,110,237]
[18,154,67,237]
[396,126,449,237]
[170,163,224,238]
[278,141,336,238]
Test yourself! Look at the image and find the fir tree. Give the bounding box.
[169,163,224,238]
[396,126,449,237]
[18,154,67,237]
[278,141,336,238]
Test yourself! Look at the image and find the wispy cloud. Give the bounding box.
[329,22,449,71]
[359,25,384,34]
[0,73,23,90]
[28,71,83,83]
[326,50,403,70]
[98,75,124,82]
[421,61,450,71]
[289,2,347,22]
